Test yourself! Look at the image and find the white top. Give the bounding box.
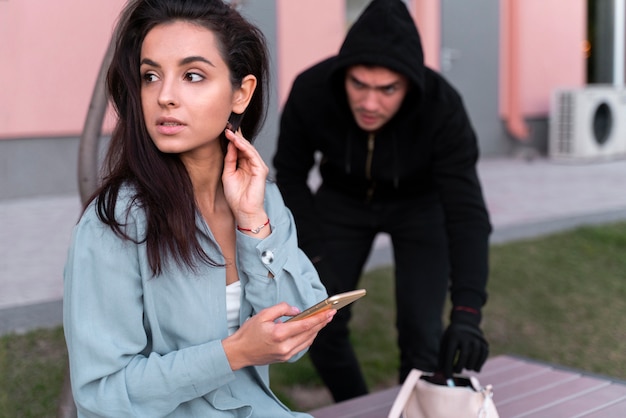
[226,280,242,335]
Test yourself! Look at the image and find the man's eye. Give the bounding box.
[185,72,204,82]
[383,86,398,95]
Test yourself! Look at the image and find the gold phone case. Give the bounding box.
[285,289,367,322]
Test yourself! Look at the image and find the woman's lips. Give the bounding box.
[156,119,185,135]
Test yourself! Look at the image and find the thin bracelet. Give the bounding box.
[236,218,270,234]
[454,306,480,315]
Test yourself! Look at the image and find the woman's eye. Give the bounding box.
[142,73,158,83]
[185,72,204,82]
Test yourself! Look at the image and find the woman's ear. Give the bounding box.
[232,74,257,115]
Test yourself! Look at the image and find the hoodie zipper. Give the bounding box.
[365,133,375,200]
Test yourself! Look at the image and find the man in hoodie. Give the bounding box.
[273,0,492,402]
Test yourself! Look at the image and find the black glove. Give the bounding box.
[438,307,489,378]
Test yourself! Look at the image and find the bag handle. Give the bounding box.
[477,384,495,418]
[387,369,423,418]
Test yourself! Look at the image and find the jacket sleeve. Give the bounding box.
[272,78,326,260]
[431,93,492,313]
[63,204,236,417]
[236,183,329,362]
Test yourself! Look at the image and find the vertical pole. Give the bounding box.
[505,0,529,140]
[77,37,115,205]
[614,0,625,86]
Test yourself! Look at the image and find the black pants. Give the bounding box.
[308,186,450,402]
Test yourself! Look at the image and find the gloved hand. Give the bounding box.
[438,307,489,378]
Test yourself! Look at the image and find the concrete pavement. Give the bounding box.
[3,156,626,335]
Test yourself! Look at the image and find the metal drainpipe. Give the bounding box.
[56,35,115,418]
[505,0,530,140]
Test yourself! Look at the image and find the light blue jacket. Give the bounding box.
[63,182,328,417]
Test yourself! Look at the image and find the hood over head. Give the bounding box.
[333,0,425,94]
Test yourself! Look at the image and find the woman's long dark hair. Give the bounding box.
[94,0,269,276]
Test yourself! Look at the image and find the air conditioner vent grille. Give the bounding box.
[549,86,626,161]
[556,92,574,154]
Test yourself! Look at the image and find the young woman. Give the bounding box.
[63,0,332,416]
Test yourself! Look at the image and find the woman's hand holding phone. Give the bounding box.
[223,302,335,370]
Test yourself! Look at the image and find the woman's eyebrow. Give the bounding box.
[180,55,215,67]
[140,58,160,67]
[139,56,215,68]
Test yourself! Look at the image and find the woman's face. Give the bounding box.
[140,21,237,157]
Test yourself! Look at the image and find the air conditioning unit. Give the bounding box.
[549,85,626,161]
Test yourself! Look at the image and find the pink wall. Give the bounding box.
[0,0,126,139]
[500,0,586,138]
[275,0,346,107]
[411,0,441,71]
[1,0,587,142]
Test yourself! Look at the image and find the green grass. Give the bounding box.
[0,327,67,418]
[484,223,626,373]
[3,222,626,414]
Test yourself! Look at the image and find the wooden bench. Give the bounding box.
[309,355,626,417]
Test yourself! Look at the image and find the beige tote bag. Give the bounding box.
[388,369,499,418]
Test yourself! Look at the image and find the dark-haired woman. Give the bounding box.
[63,0,331,416]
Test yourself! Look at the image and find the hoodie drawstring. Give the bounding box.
[345,130,353,174]
[392,132,400,188]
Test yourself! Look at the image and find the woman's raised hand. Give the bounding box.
[222,128,270,235]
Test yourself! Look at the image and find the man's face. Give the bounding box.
[344,65,409,132]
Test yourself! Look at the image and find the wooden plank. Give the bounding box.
[476,354,524,373]
[527,384,626,417]
[491,369,583,403]
[495,375,610,417]
[576,397,626,417]
[310,386,399,418]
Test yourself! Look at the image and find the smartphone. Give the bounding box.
[285,289,367,322]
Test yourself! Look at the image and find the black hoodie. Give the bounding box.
[273,0,492,311]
